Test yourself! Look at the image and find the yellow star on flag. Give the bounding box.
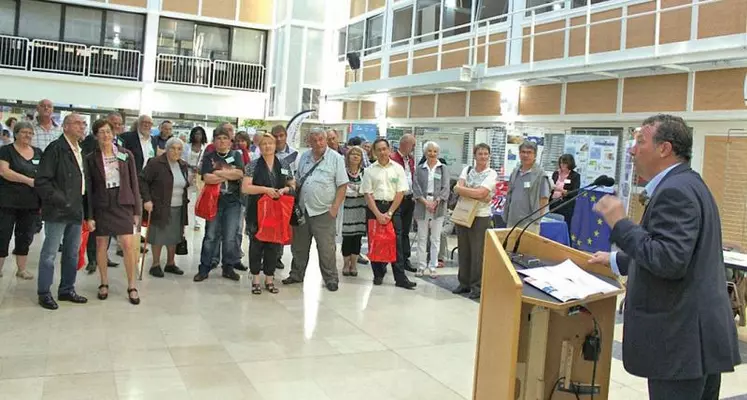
[597,218,603,225]
[594,230,600,237]
[577,240,582,247]
[571,234,577,241]
[590,195,597,202]
[582,192,588,197]
[587,238,593,245]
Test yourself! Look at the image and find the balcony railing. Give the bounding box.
[344,0,741,85]
[0,35,142,80]
[155,54,266,92]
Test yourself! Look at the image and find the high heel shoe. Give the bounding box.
[127,288,140,305]
[97,284,109,300]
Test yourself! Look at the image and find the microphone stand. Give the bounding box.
[511,185,602,254]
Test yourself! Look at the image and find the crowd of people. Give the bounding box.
[0,98,592,309]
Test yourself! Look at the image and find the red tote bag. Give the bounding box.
[255,194,295,245]
[195,183,220,221]
[367,220,397,263]
[77,221,90,270]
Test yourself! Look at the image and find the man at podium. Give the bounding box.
[590,114,740,400]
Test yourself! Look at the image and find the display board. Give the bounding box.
[563,135,619,188]
[418,131,465,178]
[350,123,379,143]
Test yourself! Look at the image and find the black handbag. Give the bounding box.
[175,237,188,255]
[291,156,324,226]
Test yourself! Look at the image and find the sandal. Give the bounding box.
[97,284,109,300]
[127,288,140,305]
[349,267,358,277]
[251,283,262,295]
[265,282,279,294]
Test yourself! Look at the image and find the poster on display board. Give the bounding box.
[350,124,379,143]
[563,135,619,190]
[417,131,464,178]
[505,134,545,175]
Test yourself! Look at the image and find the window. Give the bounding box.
[231,28,265,64]
[442,0,472,37]
[337,29,347,58]
[0,0,16,35]
[194,25,230,60]
[292,0,326,23]
[64,6,103,45]
[572,0,609,7]
[18,0,61,41]
[365,14,383,55]
[157,18,195,56]
[476,0,509,22]
[346,21,364,53]
[415,0,441,43]
[105,11,145,50]
[268,86,276,117]
[302,88,321,120]
[304,29,324,86]
[526,0,564,15]
[392,6,413,47]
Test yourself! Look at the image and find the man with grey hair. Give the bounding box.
[121,115,157,172]
[35,113,89,310]
[282,128,349,291]
[504,140,551,232]
[390,134,417,272]
[32,99,62,151]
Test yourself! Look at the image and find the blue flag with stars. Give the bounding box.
[570,189,612,252]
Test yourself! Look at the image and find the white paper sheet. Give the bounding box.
[518,259,619,302]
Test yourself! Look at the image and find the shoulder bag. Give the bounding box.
[290,156,324,226]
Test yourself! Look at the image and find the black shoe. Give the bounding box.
[193,272,209,282]
[149,265,164,278]
[233,263,248,271]
[326,282,339,292]
[85,263,96,275]
[222,270,240,281]
[127,288,140,305]
[404,265,417,273]
[395,280,417,290]
[373,277,383,286]
[357,257,369,265]
[38,294,58,310]
[282,276,303,285]
[209,262,218,271]
[116,249,124,257]
[276,260,285,270]
[468,290,481,300]
[164,265,184,275]
[452,285,470,294]
[107,259,119,267]
[58,291,88,304]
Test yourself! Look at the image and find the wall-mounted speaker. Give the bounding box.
[346,52,361,70]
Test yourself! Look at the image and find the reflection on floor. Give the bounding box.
[0,226,744,400]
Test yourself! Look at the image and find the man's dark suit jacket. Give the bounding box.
[612,163,741,380]
[120,131,157,171]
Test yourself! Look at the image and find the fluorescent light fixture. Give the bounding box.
[445,0,457,8]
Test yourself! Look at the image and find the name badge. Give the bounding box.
[281,168,290,175]
[564,179,571,184]
[434,173,442,180]
[523,182,531,189]
[390,177,399,184]
[225,156,235,164]
[116,152,128,161]
[31,159,40,165]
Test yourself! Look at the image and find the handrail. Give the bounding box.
[0,35,30,70]
[344,0,735,84]
[212,59,266,92]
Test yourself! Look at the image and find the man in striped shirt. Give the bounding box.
[32,99,62,151]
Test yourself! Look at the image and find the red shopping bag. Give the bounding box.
[256,194,294,245]
[195,183,220,221]
[367,220,397,263]
[77,221,90,270]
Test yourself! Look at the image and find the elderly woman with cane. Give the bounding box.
[84,119,142,305]
[140,137,189,278]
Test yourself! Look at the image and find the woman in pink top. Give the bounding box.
[550,154,581,235]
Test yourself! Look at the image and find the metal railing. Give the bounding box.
[30,39,87,76]
[155,54,266,92]
[0,35,29,70]
[345,0,738,84]
[88,46,141,81]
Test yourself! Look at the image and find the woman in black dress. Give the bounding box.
[0,121,42,279]
[85,119,142,305]
[550,154,581,235]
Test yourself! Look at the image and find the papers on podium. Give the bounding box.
[518,259,619,303]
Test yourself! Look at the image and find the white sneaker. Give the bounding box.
[428,269,437,279]
[415,269,424,277]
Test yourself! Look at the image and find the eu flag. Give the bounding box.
[570,189,612,252]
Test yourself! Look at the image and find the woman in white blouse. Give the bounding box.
[452,143,498,300]
[412,141,450,278]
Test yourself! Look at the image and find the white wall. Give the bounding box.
[150,84,267,118]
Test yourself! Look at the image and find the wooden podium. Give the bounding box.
[472,229,624,400]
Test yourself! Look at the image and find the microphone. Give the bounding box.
[501,175,614,249]
[510,177,615,254]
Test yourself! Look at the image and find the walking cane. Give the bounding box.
[138,212,152,281]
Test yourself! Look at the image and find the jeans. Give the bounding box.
[198,199,241,275]
[38,221,81,296]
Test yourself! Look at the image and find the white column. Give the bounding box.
[507,0,528,66]
[139,5,161,116]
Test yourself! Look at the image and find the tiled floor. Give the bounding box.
[0,226,744,400]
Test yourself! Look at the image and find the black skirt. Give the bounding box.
[93,187,135,237]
